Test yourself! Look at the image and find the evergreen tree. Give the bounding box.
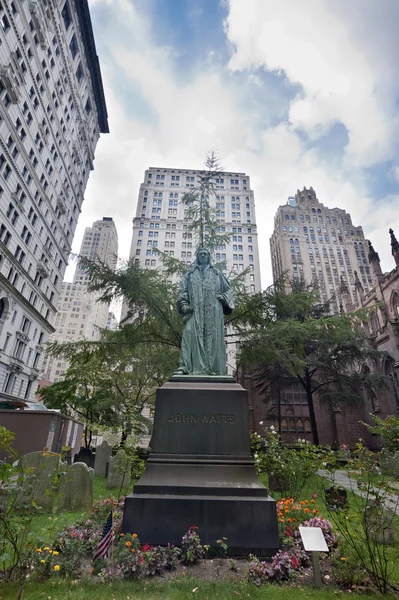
[237,277,393,444]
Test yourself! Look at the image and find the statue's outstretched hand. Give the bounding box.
[217,294,224,303]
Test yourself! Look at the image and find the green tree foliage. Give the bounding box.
[40,326,178,447]
[237,277,393,445]
[43,150,254,438]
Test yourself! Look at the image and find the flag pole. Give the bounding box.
[110,505,114,566]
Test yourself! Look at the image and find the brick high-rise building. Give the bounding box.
[0,0,108,403]
[270,187,372,314]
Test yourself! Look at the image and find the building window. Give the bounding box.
[61,1,72,29]
[75,62,83,83]
[69,34,78,59]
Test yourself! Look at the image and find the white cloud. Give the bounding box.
[225,0,399,167]
[68,0,399,300]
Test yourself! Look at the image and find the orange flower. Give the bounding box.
[300,501,304,505]
[131,549,135,553]
[126,541,131,547]
[303,508,310,513]
[311,499,316,504]
[132,533,138,539]
[313,509,319,514]
[120,533,125,537]
[304,500,309,504]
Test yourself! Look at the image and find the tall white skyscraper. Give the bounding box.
[41,217,118,383]
[127,167,261,287]
[0,0,108,404]
[270,187,372,314]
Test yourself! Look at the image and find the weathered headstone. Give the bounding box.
[74,447,94,469]
[325,486,348,511]
[379,449,399,480]
[57,462,94,512]
[16,451,61,512]
[366,505,397,545]
[94,441,112,478]
[107,449,131,490]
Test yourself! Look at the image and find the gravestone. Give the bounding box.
[379,449,399,480]
[94,441,112,478]
[325,486,348,511]
[366,505,397,545]
[57,462,94,512]
[74,447,95,469]
[107,449,131,490]
[16,451,61,512]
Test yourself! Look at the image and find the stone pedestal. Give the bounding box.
[122,378,279,554]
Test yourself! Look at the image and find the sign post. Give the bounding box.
[299,526,329,588]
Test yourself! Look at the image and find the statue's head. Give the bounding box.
[196,247,211,266]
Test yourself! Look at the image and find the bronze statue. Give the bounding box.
[175,248,234,376]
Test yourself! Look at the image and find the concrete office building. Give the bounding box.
[270,187,372,314]
[42,217,118,383]
[128,167,261,289]
[0,0,108,403]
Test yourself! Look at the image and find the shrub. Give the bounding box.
[248,550,300,585]
[252,428,333,499]
[361,414,399,452]
[180,526,206,565]
[31,547,62,581]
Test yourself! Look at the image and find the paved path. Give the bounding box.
[318,470,399,516]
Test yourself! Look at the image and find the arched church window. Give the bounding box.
[391,292,399,317]
[0,299,4,320]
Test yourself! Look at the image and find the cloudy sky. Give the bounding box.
[69,0,399,290]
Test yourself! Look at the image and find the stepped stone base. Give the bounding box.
[122,379,279,554]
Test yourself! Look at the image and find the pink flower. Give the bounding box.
[311,493,317,499]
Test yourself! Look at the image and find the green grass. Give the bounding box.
[0,578,382,600]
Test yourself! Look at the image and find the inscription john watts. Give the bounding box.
[167,413,236,424]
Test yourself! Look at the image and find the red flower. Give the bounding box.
[291,556,299,569]
[142,544,150,552]
[285,526,292,537]
[190,525,199,530]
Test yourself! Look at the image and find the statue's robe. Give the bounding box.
[177,265,234,375]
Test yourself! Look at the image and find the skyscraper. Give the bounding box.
[0,0,108,403]
[42,217,118,383]
[270,187,372,313]
[127,167,261,289]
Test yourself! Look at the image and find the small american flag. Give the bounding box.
[93,511,114,561]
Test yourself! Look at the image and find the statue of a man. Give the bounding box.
[175,248,234,376]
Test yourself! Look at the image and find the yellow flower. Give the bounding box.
[52,551,59,556]
[54,565,60,572]
[49,550,53,554]
[40,559,46,564]
[43,546,50,551]
[35,548,42,553]
[341,557,346,561]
